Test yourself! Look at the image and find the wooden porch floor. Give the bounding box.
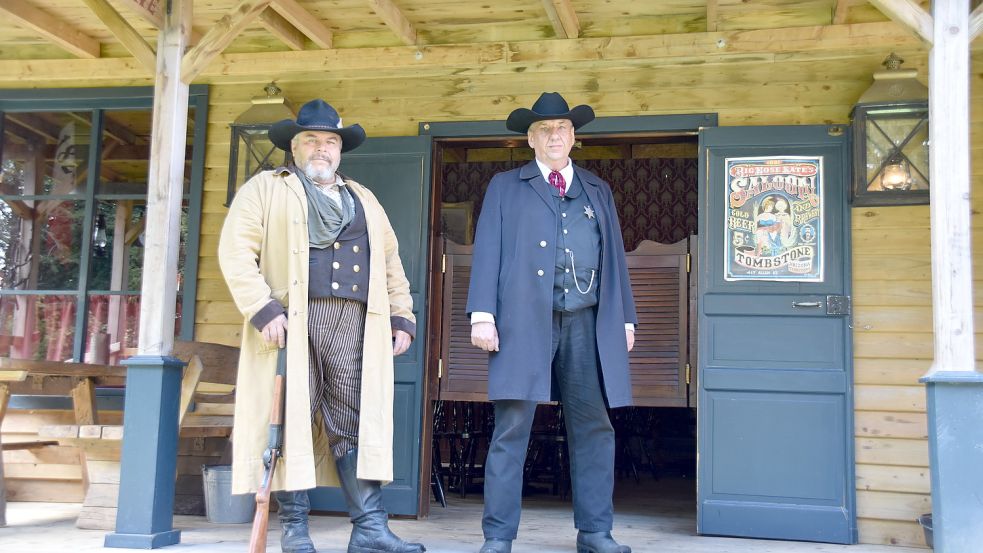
[1,478,926,552]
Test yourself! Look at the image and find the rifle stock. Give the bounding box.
[247,354,287,553]
[248,463,273,553]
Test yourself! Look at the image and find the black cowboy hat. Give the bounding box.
[269,99,366,152]
[505,92,595,133]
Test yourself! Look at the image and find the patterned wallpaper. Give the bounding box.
[441,157,699,250]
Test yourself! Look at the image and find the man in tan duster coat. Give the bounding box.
[219,99,425,553]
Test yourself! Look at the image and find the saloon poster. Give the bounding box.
[724,156,824,282]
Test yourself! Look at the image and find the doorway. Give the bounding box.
[420,119,708,520]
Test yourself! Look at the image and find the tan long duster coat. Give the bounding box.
[218,168,414,494]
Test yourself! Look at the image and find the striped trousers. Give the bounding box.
[307,296,366,459]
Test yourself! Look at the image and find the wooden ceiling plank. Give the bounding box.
[181,0,273,84]
[116,0,204,44]
[80,0,156,73]
[259,7,306,51]
[270,0,333,50]
[366,0,418,45]
[833,0,851,25]
[0,0,101,59]
[706,0,718,32]
[971,3,982,41]
[867,0,933,43]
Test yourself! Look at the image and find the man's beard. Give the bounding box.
[301,159,337,183]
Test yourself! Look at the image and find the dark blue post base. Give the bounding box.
[105,355,185,549]
[104,530,181,549]
[921,371,983,553]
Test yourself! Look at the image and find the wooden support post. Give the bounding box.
[104,0,190,548]
[921,1,983,552]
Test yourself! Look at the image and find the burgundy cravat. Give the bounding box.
[549,170,566,197]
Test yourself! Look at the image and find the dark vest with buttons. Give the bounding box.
[552,172,601,312]
[308,189,370,302]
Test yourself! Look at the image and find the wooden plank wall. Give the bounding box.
[203,52,980,549]
[851,53,983,547]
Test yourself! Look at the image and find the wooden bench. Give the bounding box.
[36,341,239,529]
[1,358,126,527]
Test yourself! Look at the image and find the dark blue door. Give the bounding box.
[697,126,856,543]
[308,136,431,516]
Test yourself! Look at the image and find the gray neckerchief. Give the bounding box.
[295,165,354,249]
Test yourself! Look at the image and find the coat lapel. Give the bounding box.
[519,161,558,215]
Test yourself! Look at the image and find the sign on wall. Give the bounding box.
[724,156,824,282]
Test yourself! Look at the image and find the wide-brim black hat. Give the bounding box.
[269,99,366,153]
[506,92,595,133]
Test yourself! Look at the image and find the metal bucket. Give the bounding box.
[917,513,934,548]
[202,464,255,524]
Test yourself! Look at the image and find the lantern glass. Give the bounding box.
[226,84,294,206]
[226,124,291,206]
[851,102,930,206]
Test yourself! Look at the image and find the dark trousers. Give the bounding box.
[482,307,616,540]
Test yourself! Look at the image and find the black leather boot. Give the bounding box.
[576,531,630,553]
[336,449,426,553]
[478,538,512,553]
[273,489,317,553]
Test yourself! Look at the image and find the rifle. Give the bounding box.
[248,345,287,553]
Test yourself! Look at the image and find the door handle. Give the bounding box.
[792,301,822,308]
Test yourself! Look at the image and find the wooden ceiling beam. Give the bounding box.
[706,0,718,32]
[116,0,204,44]
[867,0,933,43]
[0,21,933,85]
[5,114,61,142]
[366,0,418,45]
[971,3,982,41]
[0,0,101,59]
[80,0,156,73]
[259,7,306,50]
[270,0,333,49]
[2,124,41,145]
[65,112,144,146]
[833,0,851,25]
[541,0,580,39]
[182,0,273,84]
[2,143,186,161]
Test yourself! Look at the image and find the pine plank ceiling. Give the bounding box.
[0,0,946,66]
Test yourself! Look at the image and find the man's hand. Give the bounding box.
[261,314,288,348]
[393,330,412,356]
[626,329,635,352]
[471,322,499,352]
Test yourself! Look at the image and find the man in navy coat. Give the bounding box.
[467,92,637,553]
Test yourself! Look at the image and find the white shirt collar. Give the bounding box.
[535,158,573,186]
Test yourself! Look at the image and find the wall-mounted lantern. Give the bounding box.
[850,53,930,206]
[226,83,295,206]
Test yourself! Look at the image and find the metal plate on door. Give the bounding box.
[826,295,851,315]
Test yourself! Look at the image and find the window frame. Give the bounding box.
[0,85,209,360]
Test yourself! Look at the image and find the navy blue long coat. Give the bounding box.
[466,161,637,408]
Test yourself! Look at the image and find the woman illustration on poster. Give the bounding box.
[754,193,795,256]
